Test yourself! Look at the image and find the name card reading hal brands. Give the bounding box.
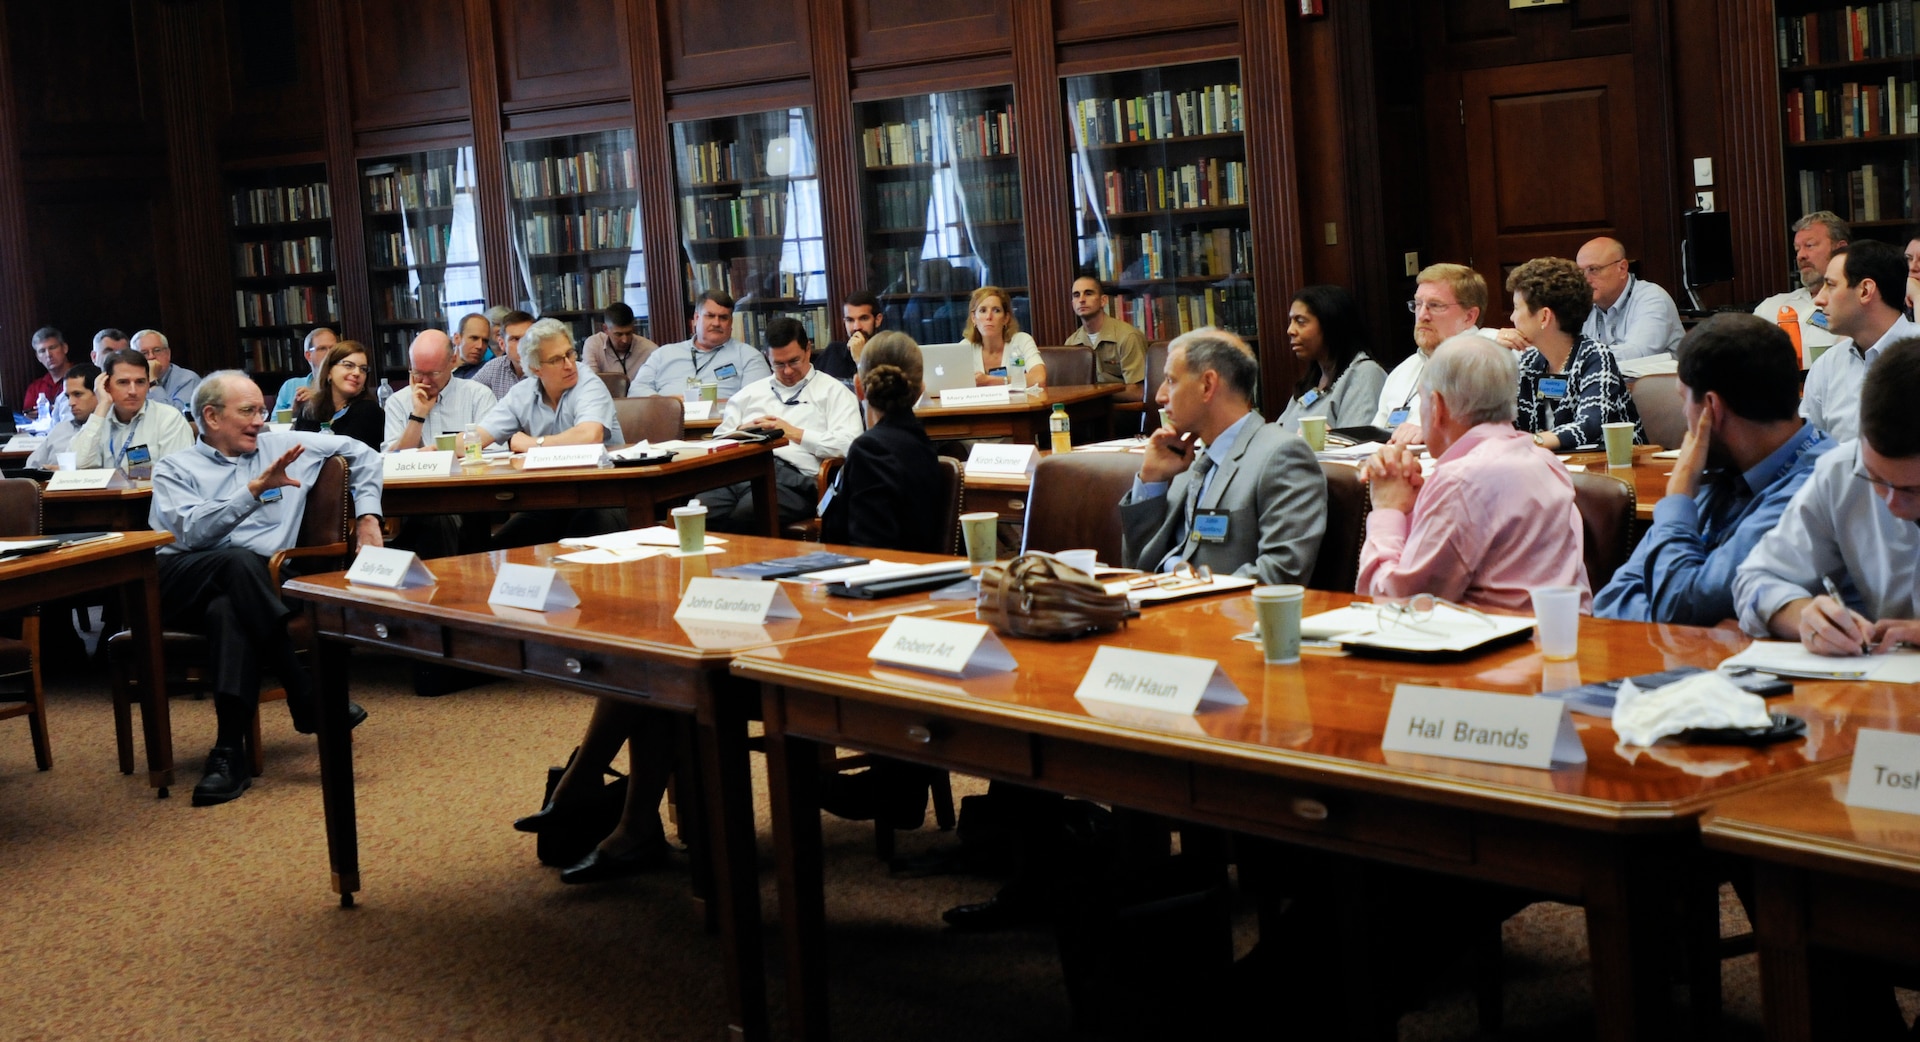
[964,442,1038,477]
[674,576,800,624]
[487,563,580,612]
[523,444,608,470]
[1846,729,1920,816]
[869,616,1016,678]
[45,468,129,491]
[345,545,436,589]
[939,385,1013,407]
[382,450,456,479]
[1380,684,1585,769]
[1074,646,1248,716]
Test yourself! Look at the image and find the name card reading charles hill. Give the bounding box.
[674,576,800,624]
[1846,729,1920,816]
[487,562,580,612]
[1073,645,1248,716]
[965,442,1038,477]
[523,444,608,470]
[939,386,1013,408]
[382,450,456,479]
[869,616,1016,678]
[1380,684,1586,769]
[345,545,436,589]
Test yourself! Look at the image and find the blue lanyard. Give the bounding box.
[331,404,349,423]
[108,413,143,464]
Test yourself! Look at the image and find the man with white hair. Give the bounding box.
[1358,333,1590,612]
[91,328,129,367]
[133,328,200,415]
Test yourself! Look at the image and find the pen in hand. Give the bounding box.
[1820,575,1871,655]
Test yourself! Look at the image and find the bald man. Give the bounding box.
[384,328,498,452]
[1575,237,1684,362]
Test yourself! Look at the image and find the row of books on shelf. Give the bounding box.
[860,109,1017,167]
[681,137,791,186]
[365,165,463,214]
[234,236,331,278]
[1081,227,1253,284]
[869,173,1022,231]
[529,268,634,315]
[1784,77,1920,141]
[230,182,330,226]
[1083,158,1248,214]
[681,189,788,241]
[1795,161,1920,222]
[509,147,639,199]
[234,285,338,329]
[1069,83,1244,148]
[372,333,411,369]
[686,259,819,302]
[376,282,452,322]
[519,208,637,255]
[736,306,830,350]
[1112,285,1254,342]
[369,225,457,269]
[1776,4,1920,67]
[870,243,1027,296]
[241,336,306,374]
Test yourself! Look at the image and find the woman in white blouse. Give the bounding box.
[965,285,1046,387]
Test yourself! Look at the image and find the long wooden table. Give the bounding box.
[42,483,154,533]
[282,535,980,1042]
[917,384,1117,444]
[734,590,1904,1041]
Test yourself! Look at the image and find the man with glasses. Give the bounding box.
[1567,237,1683,362]
[72,348,195,470]
[23,326,74,420]
[1372,263,1496,444]
[630,289,772,400]
[384,329,498,451]
[90,328,129,367]
[273,326,338,416]
[132,328,200,416]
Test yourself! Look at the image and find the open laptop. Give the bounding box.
[917,343,976,406]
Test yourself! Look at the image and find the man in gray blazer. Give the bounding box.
[1120,328,1327,584]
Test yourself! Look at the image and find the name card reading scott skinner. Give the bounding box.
[1380,684,1585,769]
[46,468,129,491]
[674,576,800,624]
[1846,729,1920,816]
[523,444,608,470]
[869,616,1016,678]
[488,562,580,612]
[682,399,714,421]
[965,442,1038,477]
[1074,645,1248,716]
[345,545,436,589]
[939,385,1013,408]
[382,450,456,479]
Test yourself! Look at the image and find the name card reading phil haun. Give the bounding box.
[1073,646,1247,716]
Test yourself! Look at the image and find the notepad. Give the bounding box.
[1300,602,1535,657]
[1719,640,1920,683]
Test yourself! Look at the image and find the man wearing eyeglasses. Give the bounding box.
[1372,263,1498,445]
[273,326,337,416]
[384,329,498,451]
[132,328,200,416]
[1737,337,1920,656]
[1567,237,1683,362]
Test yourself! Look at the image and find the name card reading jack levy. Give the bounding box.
[523,444,608,470]
[1074,645,1248,716]
[345,545,437,589]
[488,562,580,612]
[965,442,1038,477]
[1845,729,1920,816]
[46,468,130,491]
[382,450,456,479]
[939,385,1013,408]
[675,576,800,624]
[1380,684,1586,769]
[869,616,1016,678]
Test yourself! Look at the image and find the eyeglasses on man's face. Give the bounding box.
[1407,300,1456,316]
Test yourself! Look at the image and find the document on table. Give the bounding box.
[1719,640,1920,683]
[791,559,969,588]
[1299,602,1535,655]
[558,526,727,550]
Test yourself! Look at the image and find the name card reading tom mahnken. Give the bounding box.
[869,616,1016,678]
[1846,729,1920,816]
[965,442,1038,477]
[1073,645,1248,716]
[674,576,800,624]
[46,468,130,491]
[487,562,580,612]
[938,385,1013,408]
[1380,684,1586,769]
[345,545,437,589]
[382,450,456,479]
[523,444,608,470]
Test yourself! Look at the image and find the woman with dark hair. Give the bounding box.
[820,330,947,552]
[1276,284,1386,431]
[1903,225,1920,315]
[293,340,383,451]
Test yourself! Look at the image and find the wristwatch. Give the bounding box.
[408,413,427,424]
[536,436,546,447]
[1531,432,1550,448]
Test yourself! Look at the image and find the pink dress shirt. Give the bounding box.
[1357,422,1591,613]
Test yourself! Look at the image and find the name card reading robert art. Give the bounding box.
[46,468,128,491]
[674,577,800,624]
[869,616,1016,678]
[523,444,608,470]
[965,442,1038,477]
[382,450,456,479]
[1073,645,1247,716]
[1846,729,1920,816]
[487,562,581,612]
[939,385,1013,408]
[345,545,436,589]
[1380,684,1586,769]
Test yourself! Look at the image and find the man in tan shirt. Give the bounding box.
[582,301,658,387]
[1064,273,1146,398]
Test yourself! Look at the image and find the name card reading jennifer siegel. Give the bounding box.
[1380,684,1586,769]
[1074,646,1248,716]
[345,545,436,589]
[488,562,580,612]
[382,450,456,479]
[869,616,1016,678]
[45,468,129,491]
[674,576,799,624]
[1846,729,1920,816]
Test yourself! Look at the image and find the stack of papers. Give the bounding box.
[1103,572,1255,605]
[1316,442,1384,461]
[558,526,726,550]
[1719,640,1920,683]
[1619,355,1680,379]
[1074,436,1150,453]
[792,559,969,588]
[1301,602,1534,655]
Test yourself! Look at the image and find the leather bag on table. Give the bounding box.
[976,552,1136,641]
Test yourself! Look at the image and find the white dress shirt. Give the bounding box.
[382,377,499,450]
[1753,285,1840,365]
[1802,313,1920,444]
[1368,327,1502,429]
[1581,275,1685,362]
[715,367,862,477]
[71,400,197,470]
[25,416,84,468]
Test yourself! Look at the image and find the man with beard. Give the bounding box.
[1752,210,1847,365]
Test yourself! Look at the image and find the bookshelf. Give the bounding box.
[505,128,649,344]
[359,146,486,374]
[226,162,338,377]
[669,107,828,347]
[854,86,1028,344]
[1062,59,1256,344]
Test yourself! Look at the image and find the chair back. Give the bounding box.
[1020,451,1141,565]
[299,455,354,549]
[614,395,684,444]
[1144,341,1168,399]
[1569,470,1636,589]
[1629,373,1686,450]
[1308,462,1371,592]
[1037,346,1094,387]
[597,371,628,399]
[0,477,43,537]
[937,457,964,555]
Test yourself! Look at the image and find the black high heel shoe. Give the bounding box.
[513,798,588,833]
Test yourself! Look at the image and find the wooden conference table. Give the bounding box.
[281,535,980,1042]
[734,590,1905,1042]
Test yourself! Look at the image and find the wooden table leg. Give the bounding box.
[698,680,769,1042]
[311,622,361,907]
[765,687,830,1042]
[1583,838,1680,1042]
[123,566,173,795]
[1752,862,1814,1042]
[752,453,780,537]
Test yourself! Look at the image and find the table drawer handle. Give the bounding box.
[1290,797,1329,822]
[905,725,934,744]
[373,623,389,639]
[1009,499,1025,511]
[495,492,516,502]
[564,657,583,675]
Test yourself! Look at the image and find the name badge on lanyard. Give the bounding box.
[1191,509,1230,543]
[1537,376,1570,400]
[124,445,151,466]
[715,363,738,380]
[1299,389,1323,408]
[1387,408,1410,427]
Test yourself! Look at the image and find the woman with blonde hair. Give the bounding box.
[964,285,1045,388]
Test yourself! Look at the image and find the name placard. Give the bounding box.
[1380,684,1586,769]
[965,442,1039,477]
[524,444,608,470]
[46,468,128,491]
[869,616,1016,678]
[674,577,800,624]
[1073,645,1247,716]
[345,545,436,589]
[683,399,714,420]
[1846,729,1920,816]
[488,563,580,612]
[939,386,1013,407]
[382,450,456,479]
[3,434,44,451]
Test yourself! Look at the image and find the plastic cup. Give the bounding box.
[55,452,76,471]
[1602,421,1635,467]
[434,433,457,452]
[960,511,998,566]
[273,408,293,424]
[1056,548,1098,575]
[462,424,484,464]
[700,381,719,402]
[1298,415,1328,452]
[1252,584,1305,664]
[1530,585,1583,661]
[672,501,708,555]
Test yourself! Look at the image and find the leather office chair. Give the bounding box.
[1309,462,1372,593]
[1113,341,1169,433]
[614,395,684,444]
[1628,373,1686,450]
[1036,346,1094,386]
[935,456,963,555]
[0,477,50,770]
[108,455,355,777]
[1569,469,1636,590]
[1019,451,1140,564]
[596,371,628,399]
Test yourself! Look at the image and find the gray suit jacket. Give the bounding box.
[1118,414,1327,585]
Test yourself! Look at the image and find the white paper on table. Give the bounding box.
[1720,640,1920,683]
[797,559,969,588]
[558,526,727,550]
[553,545,671,565]
[1294,602,1534,654]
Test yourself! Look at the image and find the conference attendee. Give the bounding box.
[1735,337,1920,655]
[149,371,381,806]
[630,290,770,400]
[1064,274,1147,398]
[133,329,199,416]
[697,317,861,532]
[1755,211,1848,363]
[26,363,99,468]
[818,330,949,552]
[1373,263,1491,443]
[474,309,534,400]
[71,348,195,470]
[581,302,657,384]
[451,312,492,380]
[814,289,883,384]
[272,326,338,415]
[1120,328,1327,584]
[1804,240,1920,444]
[1507,256,1643,451]
[22,326,73,418]
[292,341,383,452]
[1358,333,1590,612]
[1570,236,1684,362]
[1275,284,1386,431]
[90,328,128,367]
[1595,314,1830,625]
[384,328,498,451]
[967,285,1044,388]
[1905,225,1920,315]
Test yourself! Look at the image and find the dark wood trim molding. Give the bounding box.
[0,1,34,399]
[629,0,687,342]
[317,0,370,343]
[155,0,230,376]
[1242,0,1303,411]
[464,0,516,310]
[1010,0,1072,345]
[1717,0,1786,303]
[807,0,862,318]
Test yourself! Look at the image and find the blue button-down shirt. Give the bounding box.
[1133,410,1256,573]
[631,339,772,399]
[150,364,202,416]
[149,431,383,556]
[477,369,625,448]
[1581,275,1685,362]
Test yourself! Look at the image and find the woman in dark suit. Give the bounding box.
[820,331,947,553]
[293,340,383,451]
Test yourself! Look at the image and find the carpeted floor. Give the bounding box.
[0,652,1797,1040]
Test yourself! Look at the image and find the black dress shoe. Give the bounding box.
[941,894,1045,933]
[513,798,587,834]
[192,746,251,807]
[288,698,368,736]
[559,838,671,884]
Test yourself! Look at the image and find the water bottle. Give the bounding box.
[376,380,393,408]
[1776,305,1804,368]
[1049,403,1071,454]
[34,392,48,420]
[1007,348,1028,391]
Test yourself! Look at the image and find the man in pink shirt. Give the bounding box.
[1357,332,1590,612]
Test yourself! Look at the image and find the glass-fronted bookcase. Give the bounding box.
[360,146,486,374]
[505,128,649,344]
[227,162,338,377]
